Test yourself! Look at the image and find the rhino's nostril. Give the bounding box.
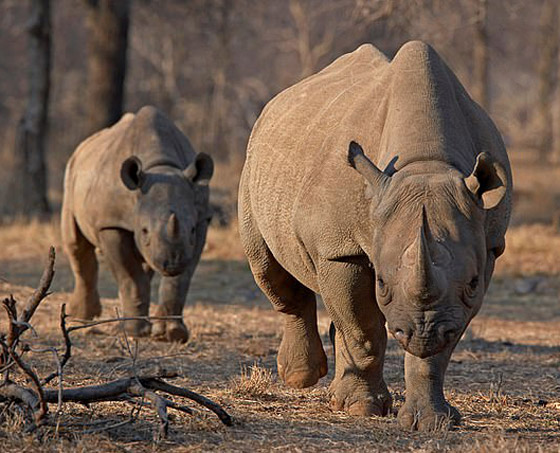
[394,329,409,345]
[163,259,169,270]
[438,326,456,343]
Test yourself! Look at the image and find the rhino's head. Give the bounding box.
[120,153,213,277]
[348,141,507,358]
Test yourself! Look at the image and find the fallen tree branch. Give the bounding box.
[0,247,233,438]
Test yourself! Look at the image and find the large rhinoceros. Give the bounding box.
[238,41,511,430]
[62,106,213,342]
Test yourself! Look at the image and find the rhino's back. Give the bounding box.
[65,106,197,245]
[244,44,389,273]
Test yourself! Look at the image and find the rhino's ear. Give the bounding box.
[347,141,390,195]
[464,152,507,210]
[121,156,144,191]
[184,152,214,186]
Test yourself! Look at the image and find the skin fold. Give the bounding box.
[62,106,213,342]
[238,41,512,430]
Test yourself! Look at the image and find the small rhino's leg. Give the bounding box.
[98,228,152,337]
[317,259,392,417]
[239,204,326,388]
[153,273,191,343]
[398,340,461,431]
[152,218,209,343]
[63,215,101,319]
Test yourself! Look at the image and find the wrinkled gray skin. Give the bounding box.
[62,106,213,342]
[238,41,512,430]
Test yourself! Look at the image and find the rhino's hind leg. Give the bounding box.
[317,259,392,417]
[276,289,326,389]
[98,229,152,337]
[252,250,326,388]
[240,219,326,388]
[63,216,101,319]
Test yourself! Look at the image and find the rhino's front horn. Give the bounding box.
[404,212,443,304]
[167,212,180,239]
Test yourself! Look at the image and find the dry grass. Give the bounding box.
[0,275,557,452]
[229,363,276,398]
[0,153,559,451]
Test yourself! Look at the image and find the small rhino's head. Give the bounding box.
[120,153,213,277]
[347,141,508,358]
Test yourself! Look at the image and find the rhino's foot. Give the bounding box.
[123,319,152,338]
[329,378,392,416]
[277,330,327,389]
[67,292,102,320]
[397,397,460,431]
[152,320,190,343]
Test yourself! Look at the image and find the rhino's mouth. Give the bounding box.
[159,263,186,277]
[391,326,459,358]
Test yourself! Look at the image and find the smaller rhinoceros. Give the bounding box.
[62,106,213,342]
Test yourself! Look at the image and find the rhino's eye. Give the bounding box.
[141,227,149,236]
[376,276,390,301]
[465,276,479,299]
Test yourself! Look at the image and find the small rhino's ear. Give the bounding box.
[184,152,214,185]
[121,156,144,190]
[347,141,390,195]
[464,152,507,210]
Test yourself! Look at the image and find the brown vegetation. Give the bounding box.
[0,154,558,449]
[0,1,559,451]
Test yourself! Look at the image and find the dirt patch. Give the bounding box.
[0,240,558,451]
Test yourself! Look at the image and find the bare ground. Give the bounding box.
[0,220,558,452]
[0,152,559,451]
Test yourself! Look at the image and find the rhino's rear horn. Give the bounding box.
[347,141,391,194]
[167,212,180,239]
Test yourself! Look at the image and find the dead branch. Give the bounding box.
[19,245,55,328]
[0,248,233,438]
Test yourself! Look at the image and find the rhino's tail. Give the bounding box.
[329,321,336,355]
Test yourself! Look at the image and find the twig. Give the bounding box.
[0,247,233,436]
[146,379,233,426]
[2,298,47,423]
[19,246,55,327]
[42,304,71,386]
[67,315,182,333]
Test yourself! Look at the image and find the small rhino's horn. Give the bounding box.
[167,212,180,239]
[406,209,441,303]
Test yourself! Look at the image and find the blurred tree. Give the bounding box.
[472,0,489,110]
[10,0,51,217]
[552,1,560,162]
[537,0,558,159]
[85,0,130,134]
[205,0,234,160]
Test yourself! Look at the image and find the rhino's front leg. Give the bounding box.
[398,343,461,431]
[98,229,153,337]
[152,218,209,342]
[152,272,191,343]
[318,259,392,416]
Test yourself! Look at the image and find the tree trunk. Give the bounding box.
[537,0,558,159]
[85,0,130,134]
[552,2,560,163]
[472,0,489,110]
[10,0,51,217]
